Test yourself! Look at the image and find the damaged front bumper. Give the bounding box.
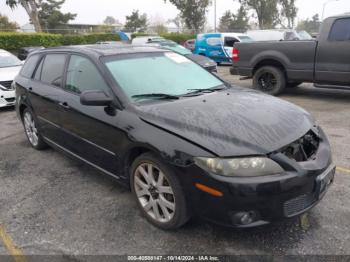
[179,127,335,228]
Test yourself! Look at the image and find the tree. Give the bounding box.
[0,13,18,31]
[168,14,187,32]
[218,7,250,32]
[104,16,117,25]
[38,0,76,31]
[231,6,250,31]
[124,10,148,33]
[164,0,211,33]
[5,0,42,32]
[280,0,297,28]
[297,14,321,34]
[218,11,234,32]
[238,0,280,29]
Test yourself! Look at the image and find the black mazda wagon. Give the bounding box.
[15,45,335,229]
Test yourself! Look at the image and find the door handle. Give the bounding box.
[59,102,70,109]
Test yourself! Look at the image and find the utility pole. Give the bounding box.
[214,0,217,32]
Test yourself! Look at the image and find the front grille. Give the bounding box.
[0,81,13,90]
[280,130,320,162]
[283,194,316,217]
[5,97,15,103]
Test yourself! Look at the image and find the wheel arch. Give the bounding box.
[19,103,28,120]
[253,59,287,77]
[123,146,156,182]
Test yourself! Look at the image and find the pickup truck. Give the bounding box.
[231,15,350,95]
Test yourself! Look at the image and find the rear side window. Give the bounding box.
[329,18,350,41]
[20,55,40,78]
[40,54,66,87]
[224,37,238,47]
[206,37,222,46]
[65,55,109,94]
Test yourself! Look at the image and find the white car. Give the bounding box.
[246,29,313,41]
[0,49,22,108]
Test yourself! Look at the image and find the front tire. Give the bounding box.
[253,66,286,96]
[130,153,190,230]
[22,108,48,150]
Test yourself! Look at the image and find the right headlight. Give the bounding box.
[194,157,284,177]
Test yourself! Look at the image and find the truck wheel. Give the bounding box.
[253,66,286,96]
[287,82,302,88]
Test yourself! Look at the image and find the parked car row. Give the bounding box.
[12,43,335,230]
[130,36,217,73]
[0,20,338,231]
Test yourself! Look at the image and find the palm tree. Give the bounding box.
[5,0,42,32]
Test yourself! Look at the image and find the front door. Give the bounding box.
[315,17,350,85]
[58,54,123,176]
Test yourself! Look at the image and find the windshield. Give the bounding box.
[104,52,224,102]
[0,51,22,68]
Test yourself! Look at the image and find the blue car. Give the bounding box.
[194,33,253,64]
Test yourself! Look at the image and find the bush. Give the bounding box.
[131,32,196,44]
[160,33,196,44]
[0,32,120,51]
[0,33,61,50]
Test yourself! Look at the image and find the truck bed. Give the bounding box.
[235,40,318,82]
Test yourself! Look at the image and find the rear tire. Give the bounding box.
[253,66,286,96]
[130,152,190,230]
[22,108,48,150]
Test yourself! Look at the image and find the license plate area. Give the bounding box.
[316,165,336,200]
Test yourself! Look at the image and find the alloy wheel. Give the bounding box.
[24,112,39,147]
[133,163,176,223]
[258,72,278,91]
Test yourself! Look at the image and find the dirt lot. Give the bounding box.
[0,65,349,258]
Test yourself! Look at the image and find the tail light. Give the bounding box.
[232,48,239,62]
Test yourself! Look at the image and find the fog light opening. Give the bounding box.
[233,211,257,226]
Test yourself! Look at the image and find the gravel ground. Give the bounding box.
[0,66,349,258]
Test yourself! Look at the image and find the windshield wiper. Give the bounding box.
[184,86,226,96]
[132,93,180,100]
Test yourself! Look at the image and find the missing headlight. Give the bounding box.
[280,130,320,162]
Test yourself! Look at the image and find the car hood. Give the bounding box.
[0,66,22,82]
[186,54,216,68]
[136,88,314,157]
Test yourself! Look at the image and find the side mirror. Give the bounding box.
[80,90,113,106]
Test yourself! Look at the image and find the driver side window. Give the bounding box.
[65,55,110,94]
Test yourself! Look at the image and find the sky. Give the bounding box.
[0,0,349,27]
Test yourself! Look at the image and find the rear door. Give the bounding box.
[315,17,350,85]
[28,53,67,142]
[207,35,228,62]
[58,54,122,176]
